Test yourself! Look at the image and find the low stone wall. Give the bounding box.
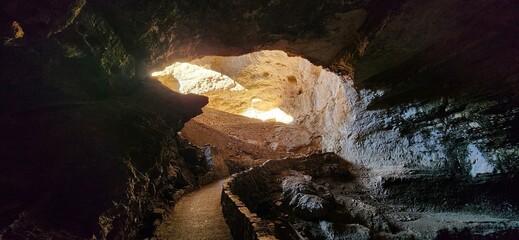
[221,173,277,240]
[220,154,351,240]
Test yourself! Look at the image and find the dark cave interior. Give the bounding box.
[0,0,518,239]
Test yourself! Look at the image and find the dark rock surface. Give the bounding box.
[0,80,208,239]
[221,173,277,240]
[1,1,208,239]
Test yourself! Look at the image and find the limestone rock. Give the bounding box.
[319,222,371,240]
[152,62,245,94]
[281,172,333,220]
[289,194,331,220]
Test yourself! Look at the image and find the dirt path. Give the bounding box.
[154,180,232,240]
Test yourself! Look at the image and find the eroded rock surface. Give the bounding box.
[178,49,518,182]
[225,153,519,239]
[281,171,334,220]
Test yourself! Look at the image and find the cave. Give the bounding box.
[1,0,518,239]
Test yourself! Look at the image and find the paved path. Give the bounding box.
[155,180,232,240]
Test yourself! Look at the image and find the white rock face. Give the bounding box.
[151,62,245,94]
[159,50,505,175]
[187,51,447,170]
[467,143,494,177]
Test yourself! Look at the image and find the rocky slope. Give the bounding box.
[225,153,519,239]
[180,107,318,181]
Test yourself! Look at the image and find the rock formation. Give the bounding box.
[223,153,519,239]
[1,0,517,239]
[1,1,210,238]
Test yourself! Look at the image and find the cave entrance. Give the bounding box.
[152,60,297,123]
[152,50,351,177]
[152,50,305,124]
[150,50,519,239]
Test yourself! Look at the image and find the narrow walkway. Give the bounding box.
[154,179,232,240]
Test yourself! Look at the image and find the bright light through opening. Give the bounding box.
[151,62,245,94]
[242,107,294,124]
[152,62,294,124]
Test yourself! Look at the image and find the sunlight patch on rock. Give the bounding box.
[152,62,245,94]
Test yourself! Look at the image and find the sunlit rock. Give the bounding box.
[241,107,294,124]
[152,62,245,94]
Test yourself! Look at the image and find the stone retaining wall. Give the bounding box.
[220,154,347,240]
[221,173,277,240]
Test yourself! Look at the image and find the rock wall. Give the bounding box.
[182,0,518,180]
[1,1,208,239]
[221,175,277,240]
[336,0,519,177]
[223,154,519,239]
[189,46,518,179]
[4,0,513,182]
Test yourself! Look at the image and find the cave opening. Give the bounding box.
[151,50,339,126]
[151,60,295,124]
[151,50,352,168]
[149,49,519,240]
[151,50,368,239]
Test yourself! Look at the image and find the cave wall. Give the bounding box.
[1,0,518,238]
[1,0,207,239]
[322,0,518,177]
[340,0,519,176]
[188,51,350,158]
[182,0,519,177]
